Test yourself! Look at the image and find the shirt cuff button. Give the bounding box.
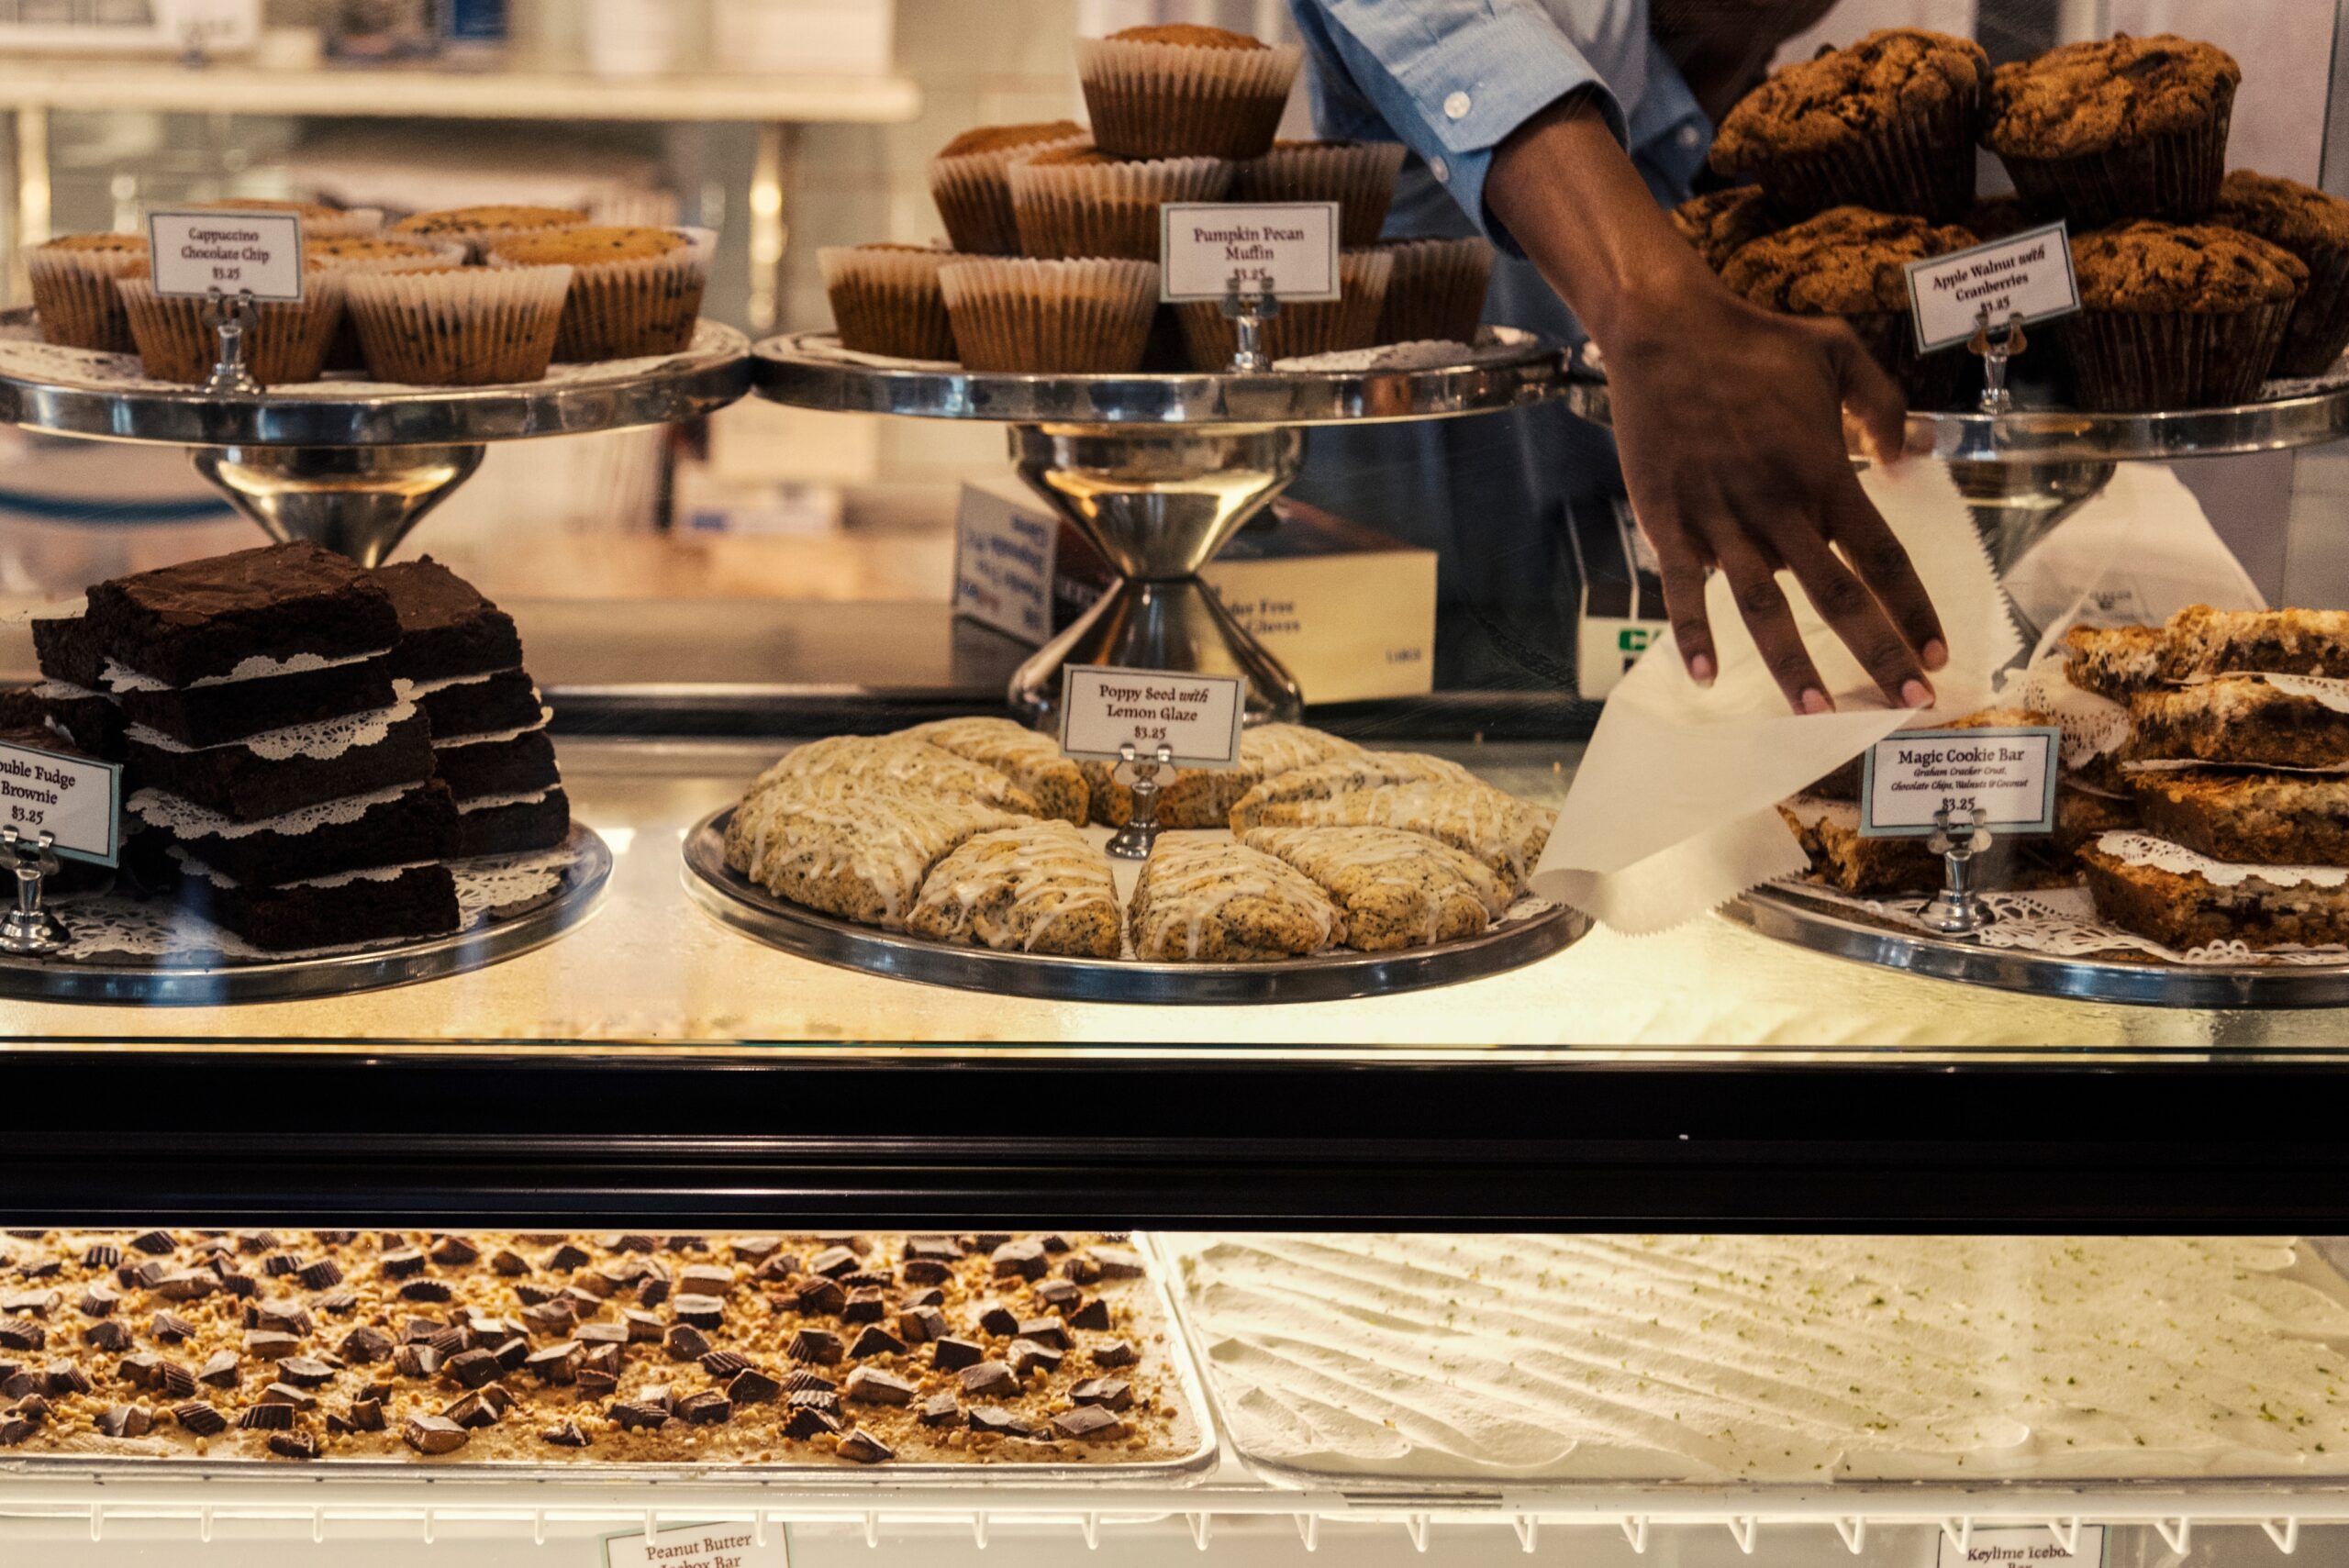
[1442,91,1472,120]
[1430,156,1451,183]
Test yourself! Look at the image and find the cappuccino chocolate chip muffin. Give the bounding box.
[488,226,708,361]
[1986,35,2240,227]
[929,120,1087,256]
[1008,144,1232,261]
[391,204,589,261]
[1669,187,1781,272]
[116,257,346,387]
[2213,170,2349,376]
[26,233,147,352]
[2059,220,2304,410]
[1720,206,1979,408]
[1710,28,1988,222]
[1075,25,1301,161]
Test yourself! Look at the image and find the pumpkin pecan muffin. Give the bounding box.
[1007,144,1232,261]
[1075,24,1301,161]
[1710,28,1987,222]
[1670,187,1782,272]
[1720,205,1979,407]
[2214,170,2349,375]
[1986,35,2239,227]
[930,120,1087,256]
[2060,220,2305,410]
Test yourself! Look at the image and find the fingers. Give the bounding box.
[1821,468,1948,672]
[1776,528,1933,709]
[1820,323,1909,464]
[1714,542,1831,715]
[1639,487,1722,688]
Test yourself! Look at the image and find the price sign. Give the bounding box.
[146,209,306,301]
[1903,221,2078,352]
[1159,202,1340,303]
[1059,665,1246,770]
[602,1520,783,1568]
[1936,1525,2106,1568]
[0,740,121,867]
[1859,726,2059,839]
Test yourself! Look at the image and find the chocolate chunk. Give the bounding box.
[0,1417,33,1446]
[262,1254,301,1277]
[315,1287,360,1317]
[96,1404,150,1439]
[808,1246,861,1278]
[128,1230,176,1256]
[1052,1406,1128,1442]
[398,1280,453,1304]
[752,1255,799,1284]
[295,1260,343,1291]
[0,1370,30,1401]
[156,1361,197,1399]
[5,1394,49,1423]
[394,1344,441,1379]
[152,1271,216,1302]
[379,1249,428,1280]
[843,1366,916,1407]
[638,1276,672,1309]
[1071,1376,1132,1410]
[343,1397,388,1432]
[260,1382,317,1410]
[968,1234,1011,1253]
[841,1270,895,1291]
[1040,1234,1072,1254]
[514,1283,557,1307]
[234,1231,280,1255]
[904,1237,960,1264]
[1070,1299,1111,1331]
[726,1367,781,1405]
[780,1404,839,1440]
[957,1360,1016,1398]
[732,1236,783,1263]
[794,1277,846,1317]
[440,1348,501,1389]
[268,1429,319,1461]
[117,1351,164,1388]
[780,1369,836,1394]
[217,1272,260,1300]
[1008,1339,1062,1377]
[340,1326,394,1363]
[543,1244,591,1273]
[173,1400,227,1436]
[840,1289,886,1325]
[1063,1255,1102,1284]
[275,1355,336,1388]
[82,1320,130,1352]
[974,1304,1019,1338]
[917,1391,960,1427]
[1090,1340,1138,1368]
[786,1329,842,1364]
[42,1362,92,1396]
[662,1323,709,1361]
[664,1237,707,1254]
[673,1295,725,1329]
[404,1414,469,1454]
[82,1244,120,1270]
[676,1390,732,1425]
[786,1388,838,1414]
[540,1420,590,1447]
[429,1236,479,1267]
[312,1231,357,1247]
[523,1341,583,1385]
[847,1325,905,1359]
[583,1341,625,1376]
[697,1350,750,1379]
[900,1259,952,1286]
[79,1287,118,1318]
[566,1272,615,1301]
[930,1338,983,1373]
[896,1307,947,1345]
[1090,1247,1144,1280]
[197,1351,239,1388]
[990,1240,1048,1281]
[1032,1280,1080,1311]
[442,1390,502,1429]
[677,1264,732,1296]
[491,1337,529,1372]
[909,1284,946,1305]
[237,1401,294,1430]
[575,1322,629,1346]
[1016,1317,1070,1351]
[521,1303,573,1337]
[244,1331,302,1361]
[834,1427,893,1464]
[576,1369,619,1397]
[608,1234,659,1254]
[247,1299,314,1336]
[609,1400,670,1430]
[1,1289,58,1318]
[965,1405,1035,1438]
[490,1249,531,1277]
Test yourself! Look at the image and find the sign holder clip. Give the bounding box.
[1967,305,2027,415]
[1221,272,1281,373]
[201,287,262,396]
[1919,805,1993,935]
[0,826,64,956]
[1105,740,1176,862]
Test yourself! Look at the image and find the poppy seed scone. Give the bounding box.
[724,775,1024,929]
[1130,837,1344,962]
[1241,825,1508,951]
[1240,780,1556,895]
[1085,723,1363,829]
[750,735,1041,817]
[899,718,1088,826]
[1227,750,1478,830]
[907,820,1122,958]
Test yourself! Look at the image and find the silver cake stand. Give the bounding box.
[0,311,752,564]
[682,807,1586,1004]
[752,329,1573,728]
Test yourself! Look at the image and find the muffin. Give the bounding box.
[343,263,574,386]
[1075,25,1302,161]
[1176,246,1393,368]
[487,226,709,361]
[937,256,1159,373]
[26,233,148,352]
[1961,193,2036,242]
[1670,187,1781,271]
[1230,139,1407,248]
[391,204,590,261]
[1720,205,1980,409]
[307,235,468,372]
[2058,219,2305,410]
[2213,170,2349,376]
[929,121,1087,256]
[819,243,957,361]
[1008,144,1232,261]
[1986,35,2240,227]
[1710,28,1988,222]
[1374,237,1493,345]
[115,260,345,387]
[180,198,383,239]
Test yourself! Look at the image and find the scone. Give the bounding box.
[1238,779,1555,895]
[1087,723,1364,829]
[1242,824,1508,951]
[748,734,1040,817]
[907,819,1121,957]
[725,773,1022,929]
[899,717,1088,826]
[1227,750,1477,829]
[1129,836,1344,962]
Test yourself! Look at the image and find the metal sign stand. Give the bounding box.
[1967,305,2028,415]
[0,826,62,956]
[1221,274,1281,373]
[1105,740,1175,862]
[1918,806,1993,936]
[200,287,262,396]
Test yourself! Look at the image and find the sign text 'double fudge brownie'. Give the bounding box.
[125,699,435,822]
[130,780,461,887]
[83,541,400,687]
[371,558,524,684]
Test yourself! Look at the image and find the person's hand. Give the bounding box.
[1603,272,1948,712]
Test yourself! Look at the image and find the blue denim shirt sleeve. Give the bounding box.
[1287,0,1630,257]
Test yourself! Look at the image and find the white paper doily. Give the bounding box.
[2092,829,2349,889]
[2003,652,2129,767]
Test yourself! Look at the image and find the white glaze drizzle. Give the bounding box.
[1130,836,1342,960]
[911,819,1120,952]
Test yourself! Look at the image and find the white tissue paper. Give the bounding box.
[1531,459,2020,934]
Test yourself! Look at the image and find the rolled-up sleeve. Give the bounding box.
[1293,0,1627,255]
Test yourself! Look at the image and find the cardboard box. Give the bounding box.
[953,480,1436,704]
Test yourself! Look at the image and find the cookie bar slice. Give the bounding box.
[1241,824,1507,951]
[2127,675,2349,769]
[2132,766,2349,865]
[2062,622,2170,702]
[2167,604,2349,683]
[907,819,1120,957]
[1776,794,1944,895]
[2081,834,2349,951]
[899,717,1088,826]
[1129,836,1345,962]
[726,774,1023,928]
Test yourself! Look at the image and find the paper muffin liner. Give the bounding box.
[115,272,346,388]
[1842,309,1970,411]
[1176,246,1392,368]
[2056,298,2294,412]
[1998,88,2234,228]
[937,257,1159,373]
[1076,36,1302,161]
[930,134,1089,256]
[819,244,957,361]
[2272,241,2349,376]
[310,238,467,370]
[1230,141,1406,247]
[343,264,574,386]
[27,240,147,352]
[1753,89,1982,223]
[1375,237,1494,345]
[489,227,713,361]
[1008,154,1232,261]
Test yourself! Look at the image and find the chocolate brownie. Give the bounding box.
[108,658,398,750]
[454,786,571,857]
[30,615,105,689]
[369,558,524,683]
[173,858,460,952]
[409,668,540,740]
[130,780,460,887]
[126,702,435,821]
[7,672,125,762]
[433,726,558,804]
[82,542,399,687]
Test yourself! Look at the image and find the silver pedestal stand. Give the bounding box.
[0,311,753,564]
[751,329,1573,728]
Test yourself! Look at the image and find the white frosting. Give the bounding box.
[1167,1233,2349,1483]
[456,788,554,815]
[431,708,551,751]
[394,667,516,700]
[128,696,417,762]
[103,647,386,694]
[1129,836,1342,960]
[910,819,1120,953]
[2094,830,2349,889]
[128,783,419,840]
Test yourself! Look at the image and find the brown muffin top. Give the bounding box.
[1268,139,1364,151]
[2071,220,2308,312]
[1108,23,1264,50]
[1722,205,1977,314]
[308,236,445,261]
[493,226,686,266]
[183,197,340,219]
[1961,194,2036,241]
[1986,35,2239,160]
[41,232,145,254]
[1022,143,1122,169]
[392,205,588,239]
[936,120,1085,160]
[1671,187,1781,272]
[2215,170,2349,255]
[1711,29,1987,172]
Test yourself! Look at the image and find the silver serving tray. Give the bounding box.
[0,311,751,446]
[0,825,611,1006]
[751,328,1572,426]
[1722,881,2349,1008]
[682,807,1588,1006]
